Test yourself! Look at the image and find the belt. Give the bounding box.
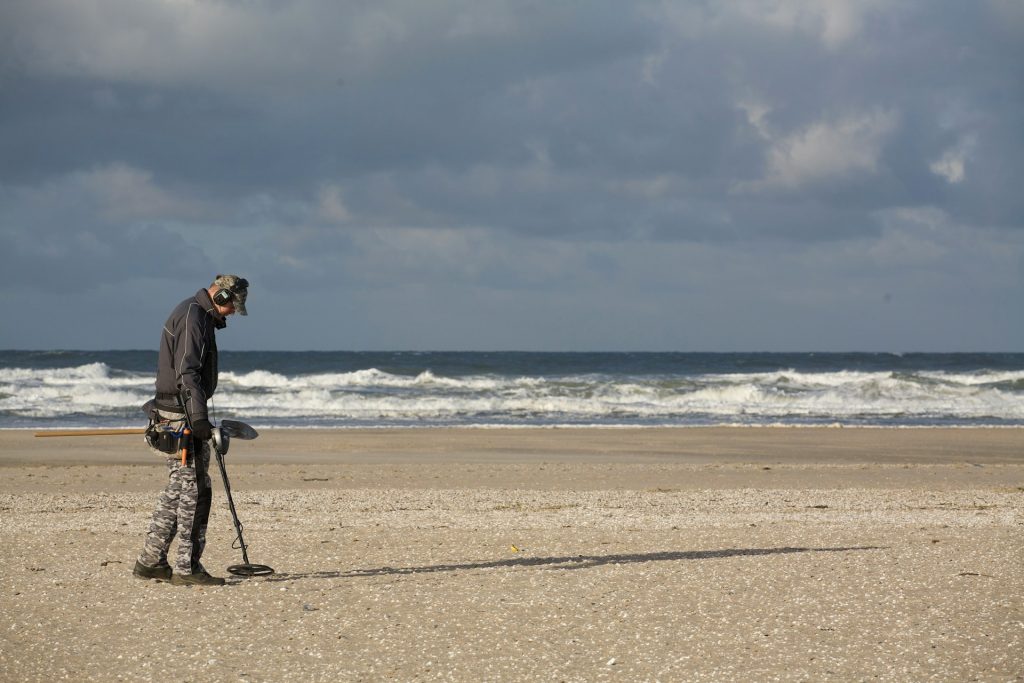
[155,392,183,414]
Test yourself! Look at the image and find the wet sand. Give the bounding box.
[1,427,1022,681]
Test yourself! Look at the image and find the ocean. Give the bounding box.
[1,350,1023,430]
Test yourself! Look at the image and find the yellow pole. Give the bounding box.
[34,429,147,437]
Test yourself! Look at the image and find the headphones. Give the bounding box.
[212,278,248,306]
[212,288,235,306]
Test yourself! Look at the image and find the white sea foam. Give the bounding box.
[918,370,1024,385]
[3,363,1023,427]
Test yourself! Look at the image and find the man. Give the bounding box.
[133,274,249,586]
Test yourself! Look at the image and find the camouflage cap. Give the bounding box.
[212,274,249,316]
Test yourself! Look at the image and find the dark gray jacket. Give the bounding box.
[153,288,226,422]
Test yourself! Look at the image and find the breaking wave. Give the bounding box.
[2,357,1023,428]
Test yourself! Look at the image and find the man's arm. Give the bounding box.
[173,302,211,425]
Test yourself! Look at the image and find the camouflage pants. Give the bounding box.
[137,417,213,576]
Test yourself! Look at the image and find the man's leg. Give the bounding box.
[190,446,213,573]
[173,444,212,575]
[136,458,181,578]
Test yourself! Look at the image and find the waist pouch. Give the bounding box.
[145,423,187,454]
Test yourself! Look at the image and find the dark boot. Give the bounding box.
[170,571,226,586]
[133,560,173,582]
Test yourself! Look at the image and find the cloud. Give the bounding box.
[316,184,352,225]
[0,164,212,290]
[732,0,890,49]
[2,1,648,101]
[76,163,206,221]
[929,133,976,184]
[930,152,965,184]
[737,109,898,193]
[0,1,1021,349]
[656,0,893,51]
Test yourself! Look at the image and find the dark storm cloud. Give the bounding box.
[0,165,213,289]
[0,0,1021,349]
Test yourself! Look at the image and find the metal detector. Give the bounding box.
[34,400,275,577]
[179,388,274,577]
[210,419,275,577]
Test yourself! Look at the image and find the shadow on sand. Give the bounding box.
[253,546,884,584]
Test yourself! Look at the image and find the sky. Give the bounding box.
[1,0,1022,351]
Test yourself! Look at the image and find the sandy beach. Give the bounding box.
[1,427,1022,681]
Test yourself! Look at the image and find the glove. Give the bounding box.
[190,418,214,441]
